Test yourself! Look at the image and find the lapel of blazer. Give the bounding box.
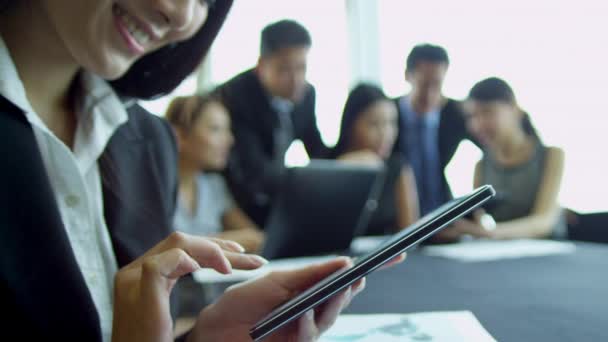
[437,103,449,168]
[99,104,177,268]
[99,104,180,319]
[437,99,469,170]
[98,104,150,267]
[394,96,412,161]
[0,96,101,340]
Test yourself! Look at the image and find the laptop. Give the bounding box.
[261,160,386,259]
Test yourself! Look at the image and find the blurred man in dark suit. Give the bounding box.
[217,20,329,226]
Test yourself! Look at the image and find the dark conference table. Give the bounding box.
[344,242,608,341]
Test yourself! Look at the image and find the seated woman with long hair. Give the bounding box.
[334,83,419,234]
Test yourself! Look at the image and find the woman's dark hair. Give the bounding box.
[468,77,540,140]
[165,93,223,132]
[110,0,233,99]
[333,83,390,157]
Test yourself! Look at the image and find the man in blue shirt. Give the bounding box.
[394,44,474,215]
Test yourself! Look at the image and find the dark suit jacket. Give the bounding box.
[393,97,475,202]
[0,96,178,340]
[217,69,330,225]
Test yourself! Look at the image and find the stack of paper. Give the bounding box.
[321,311,495,342]
[423,239,576,262]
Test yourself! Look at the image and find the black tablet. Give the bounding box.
[250,185,496,341]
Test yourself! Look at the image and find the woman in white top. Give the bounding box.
[0,1,405,341]
[167,94,264,253]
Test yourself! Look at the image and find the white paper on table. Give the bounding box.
[320,311,496,342]
[422,239,576,262]
[192,255,337,283]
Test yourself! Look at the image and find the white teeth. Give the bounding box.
[115,5,151,47]
[133,30,149,45]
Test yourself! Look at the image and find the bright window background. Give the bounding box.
[144,0,608,213]
[378,0,608,212]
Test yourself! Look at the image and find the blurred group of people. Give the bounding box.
[168,20,565,253]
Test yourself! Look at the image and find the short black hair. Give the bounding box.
[406,44,449,72]
[468,77,516,104]
[260,20,312,57]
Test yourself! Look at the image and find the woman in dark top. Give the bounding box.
[333,84,419,234]
[445,77,565,240]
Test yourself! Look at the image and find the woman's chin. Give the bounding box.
[98,64,132,80]
[84,54,135,80]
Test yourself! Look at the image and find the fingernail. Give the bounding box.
[229,241,246,253]
[222,258,233,274]
[251,255,269,266]
[335,256,353,267]
[353,278,366,295]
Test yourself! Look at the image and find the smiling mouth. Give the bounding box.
[112,3,153,54]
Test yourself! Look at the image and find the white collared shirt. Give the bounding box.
[0,36,127,342]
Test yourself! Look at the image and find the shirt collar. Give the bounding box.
[0,35,34,114]
[71,71,129,173]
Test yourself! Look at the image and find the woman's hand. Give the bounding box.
[190,253,407,342]
[111,232,267,342]
[454,218,492,238]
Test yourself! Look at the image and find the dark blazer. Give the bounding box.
[0,96,178,340]
[217,69,330,225]
[393,97,476,202]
